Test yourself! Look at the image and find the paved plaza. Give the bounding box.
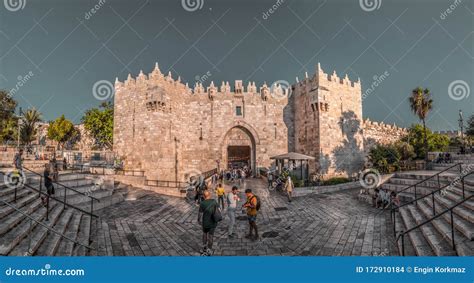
[94,178,397,256]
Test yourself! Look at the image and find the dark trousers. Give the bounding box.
[217,196,225,210]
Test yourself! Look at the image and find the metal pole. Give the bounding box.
[401,234,405,256]
[432,193,436,216]
[414,185,417,205]
[46,194,49,221]
[462,178,465,199]
[39,176,43,198]
[393,213,396,237]
[63,187,67,209]
[451,209,455,251]
[437,174,440,188]
[89,199,94,244]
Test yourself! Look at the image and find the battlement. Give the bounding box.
[115,62,290,100]
[293,62,361,89]
[363,118,407,133]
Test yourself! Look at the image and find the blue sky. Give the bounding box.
[0,0,473,130]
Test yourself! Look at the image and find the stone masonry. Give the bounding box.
[113,63,405,181]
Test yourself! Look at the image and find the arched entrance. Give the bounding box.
[221,125,257,174]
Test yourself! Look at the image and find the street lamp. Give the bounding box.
[458,110,465,154]
[16,107,23,150]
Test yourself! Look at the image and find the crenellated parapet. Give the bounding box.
[363,118,408,151]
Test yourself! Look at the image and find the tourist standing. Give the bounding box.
[284,176,294,202]
[243,189,259,241]
[215,183,225,210]
[12,149,23,187]
[51,157,59,182]
[226,186,240,238]
[197,191,219,256]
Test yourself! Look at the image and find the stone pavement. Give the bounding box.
[93,178,397,256]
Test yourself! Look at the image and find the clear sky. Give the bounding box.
[0,0,473,130]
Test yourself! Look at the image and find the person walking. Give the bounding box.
[267,172,273,189]
[12,149,24,187]
[51,157,59,182]
[243,189,259,241]
[215,183,225,210]
[41,164,55,207]
[284,176,294,202]
[226,186,240,238]
[197,191,219,256]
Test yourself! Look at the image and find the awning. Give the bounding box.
[269,152,315,160]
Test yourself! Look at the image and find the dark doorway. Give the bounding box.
[227,146,251,169]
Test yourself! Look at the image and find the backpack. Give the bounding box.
[211,202,223,222]
[251,195,261,211]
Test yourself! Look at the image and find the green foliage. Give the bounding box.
[402,124,449,158]
[0,90,18,143]
[20,108,42,145]
[321,177,351,186]
[467,114,474,138]
[394,141,416,161]
[81,102,114,149]
[47,115,77,149]
[408,87,433,159]
[369,144,401,173]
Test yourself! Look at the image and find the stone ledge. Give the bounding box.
[293,181,361,197]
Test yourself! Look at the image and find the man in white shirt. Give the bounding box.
[226,186,240,238]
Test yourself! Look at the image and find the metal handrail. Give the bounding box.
[22,166,100,202]
[0,198,94,253]
[145,168,218,188]
[396,163,462,195]
[21,182,99,218]
[395,194,473,256]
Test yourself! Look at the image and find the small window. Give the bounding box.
[236,106,242,116]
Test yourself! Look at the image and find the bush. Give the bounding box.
[321,177,351,186]
[402,124,449,159]
[369,144,401,174]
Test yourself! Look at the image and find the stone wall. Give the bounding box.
[363,119,407,152]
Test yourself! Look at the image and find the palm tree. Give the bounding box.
[20,108,42,146]
[409,87,433,160]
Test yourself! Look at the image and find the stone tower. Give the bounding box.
[291,63,364,177]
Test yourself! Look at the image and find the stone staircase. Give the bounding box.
[382,154,474,256]
[0,171,125,256]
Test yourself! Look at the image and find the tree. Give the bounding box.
[81,102,114,149]
[402,124,449,158]
[467,114,474,138]
[409,87,433,160]
[20,108,42,146]
[47,115,77,150]
[0,90,18,143]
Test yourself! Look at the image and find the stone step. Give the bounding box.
[0,187,32,202]
[406,205,457,256]
[398,208,435,256]
[434,194,474,223]
[0,198,43,235]
[417,200,474,255]
[72,214,91,256]
[28,177,95,189]
[8,203,64,256]
[0,201,48,255]
[35,209,75,256]
[394,212,416,256]
[55,212,83,256]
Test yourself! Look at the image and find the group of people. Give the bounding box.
[218,167,250,184]
[197,184,260,256]
[372,188,400,209]
[434,152,453,164]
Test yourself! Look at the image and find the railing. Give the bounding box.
[19,166,100,247]
[145,168,218,191]
[391,170,473,255]
[395,163,462,199]
[0,198,94,255]
[69,163,145,177]
[395,194,473,256]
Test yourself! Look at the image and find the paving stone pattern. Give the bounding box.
[93,178,397,256]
